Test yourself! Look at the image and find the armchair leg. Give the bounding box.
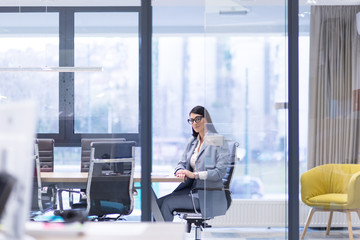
[326,211,333,235]
[356,209,360,221]
[301,208,315,240]
[346,210,353,240]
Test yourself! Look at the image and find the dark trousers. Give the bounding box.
[157,188,200,222]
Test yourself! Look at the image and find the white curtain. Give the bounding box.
[308,6,360,168]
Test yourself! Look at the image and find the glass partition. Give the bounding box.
[203,0,288,238]
[152,0,295,238]
[299,2,360,239]
[152,1,207,201]
[0,5,145,223]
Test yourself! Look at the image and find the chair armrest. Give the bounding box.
[347,171,360,208]
[57,188,83,211]
[190,187,223,193]
[189,187,225,214]
[300,167,328,205]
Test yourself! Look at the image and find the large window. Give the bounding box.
[74,12,139,134]
[0,8,141,147]
[0,13,59,133]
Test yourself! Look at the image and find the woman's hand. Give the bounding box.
[176,169,196,180]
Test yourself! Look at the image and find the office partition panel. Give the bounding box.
[203,0,289,238]
[299,3,360,240]
[0,4,153,222]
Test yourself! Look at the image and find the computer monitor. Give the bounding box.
[0,101,37,239]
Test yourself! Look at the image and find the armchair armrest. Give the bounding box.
[300,167,328,205]
[347,171,360,208]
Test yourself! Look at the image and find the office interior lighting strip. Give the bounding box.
[0,67,103,72]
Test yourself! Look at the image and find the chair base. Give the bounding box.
[54,209,88,223]
[174,211,212,240]
[90,214,125,221]
[301,207,360,240]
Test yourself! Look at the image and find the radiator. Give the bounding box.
[208,199,360,227]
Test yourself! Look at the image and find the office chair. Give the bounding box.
[59,141,136,221]
[80,138,126,172]
[173,142,238,240]
[30,139,57,215]
[0,172,16,219]
[67,138,126,207]
[36,138,55,172]
[301,164,360,240]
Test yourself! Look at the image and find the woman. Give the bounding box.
[157,105,230,221]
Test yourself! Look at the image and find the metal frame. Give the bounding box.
[288,0,300,238]
[34,143,45,212]
[139,0,152,221]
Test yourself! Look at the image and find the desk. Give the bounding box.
[40,172,184,221]
[41,172,183,187]
[25,221,185,240]
[41,172,182,182]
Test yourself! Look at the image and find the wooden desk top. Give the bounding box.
[41,172,184,183]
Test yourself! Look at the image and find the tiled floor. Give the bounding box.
[184,227,360,239]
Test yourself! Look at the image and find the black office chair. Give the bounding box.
[64,138,127,207]
[80,138,126,172]
[173,142,238,240]
[59,141,136,221]
[30,139,57,216]
[0,172,16,219]
[36,138,55,172]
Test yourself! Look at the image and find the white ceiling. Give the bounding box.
[0,0,357,34]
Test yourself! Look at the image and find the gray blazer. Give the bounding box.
[174,136,230,218]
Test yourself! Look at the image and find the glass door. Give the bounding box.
[299,2,360,239]
[203,0,288,238]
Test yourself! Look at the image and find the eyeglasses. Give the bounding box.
[187,116,203,124]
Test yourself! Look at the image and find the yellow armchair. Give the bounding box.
[301,164,360,240]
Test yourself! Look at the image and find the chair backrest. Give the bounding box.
[32,139,56,212]
[80,138,126,172]
[31,151,56,213]
[35,138,55,172]
[222,142,238,210]
[86,141,136,217]
[0,172,16,219]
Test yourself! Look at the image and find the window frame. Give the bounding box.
[0,6,142,147]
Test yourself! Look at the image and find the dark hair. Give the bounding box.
[189,105,217,138]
